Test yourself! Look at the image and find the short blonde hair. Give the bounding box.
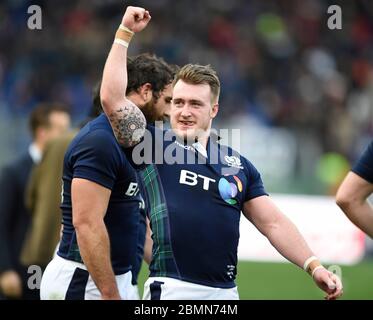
[173,64,220,104]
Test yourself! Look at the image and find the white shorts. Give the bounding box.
[143,277,239,300]
[40,255,139,300]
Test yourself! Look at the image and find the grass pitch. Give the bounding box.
[137,260,373,300]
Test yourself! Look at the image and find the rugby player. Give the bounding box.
[40,54,174,300]
[100,6,343,300]
[336,140,373,238]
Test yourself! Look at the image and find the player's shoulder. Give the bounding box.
[355,139,373,166]
[72,115,118,149]
[352,139,373,183]
[65,116,124,165]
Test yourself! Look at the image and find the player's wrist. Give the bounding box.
[311,265,326,279]
[303,255,324,277]
[114,24,134,48]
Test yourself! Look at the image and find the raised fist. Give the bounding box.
[122,6,151,33]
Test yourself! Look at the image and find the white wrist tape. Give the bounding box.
[114,38,129,48]
[119,24,134,34]
[114,24,134,48]
[303,256,318,271]
[311,266,325,278]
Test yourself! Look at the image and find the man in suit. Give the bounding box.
[20,93,103,273]
[40,53,174,300]
[0,103,71,299]
[21,131,78,269]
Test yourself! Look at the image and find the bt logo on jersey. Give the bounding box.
[218,176,243,205]
[179,169,216,191]
[179,170,243,205]
[125,182,140,196]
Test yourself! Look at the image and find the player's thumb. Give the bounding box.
[326,276,336,291]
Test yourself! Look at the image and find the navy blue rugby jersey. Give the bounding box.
[124,125,268,288]
[352,140,373,184]
[58,114,142,275]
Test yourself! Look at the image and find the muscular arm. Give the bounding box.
[243,195,343,300]
[243,196,314,268]
[72,178,120,299]
[100,8,149,148]
[336,172,373,238]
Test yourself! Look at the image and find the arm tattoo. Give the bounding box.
[108,104,146,148]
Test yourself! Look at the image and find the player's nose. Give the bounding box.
[180,105,192,118]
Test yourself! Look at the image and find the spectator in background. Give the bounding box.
[0,103,71,300]
[1,0,372,194]
[336,140,373,238]
[20,87,103,274]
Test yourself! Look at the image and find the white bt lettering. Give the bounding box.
[125,182,139,196]
[179,170,216,190]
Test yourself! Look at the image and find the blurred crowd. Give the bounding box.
[0,0,372,192]
[0,0,373,300]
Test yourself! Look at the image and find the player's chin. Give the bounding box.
[174,127,196,140]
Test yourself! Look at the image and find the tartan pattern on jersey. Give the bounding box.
[139,164,178,277]
[66,232,84,263]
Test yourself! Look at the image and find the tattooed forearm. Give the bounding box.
[108,103,146,148]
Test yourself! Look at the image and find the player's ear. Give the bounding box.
[210,103,219,119]
[139,83,153,104]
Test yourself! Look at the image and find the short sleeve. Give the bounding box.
[352,140,373,183]
[71,130,122,190]
[241,157,268,201]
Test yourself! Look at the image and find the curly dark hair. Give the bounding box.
[93,53,176,112]
[126,53,176,101]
